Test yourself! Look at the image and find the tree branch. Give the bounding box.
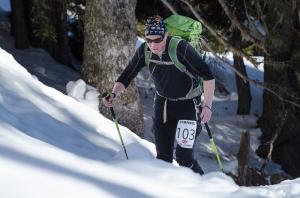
[203,39,300,108]
[264,82,300,100]
[179,0,260,67]
[220,0,246,36]
[160,0,300,108]
[260,110,289,172]
[160,0,178,15]
[255,0,269,34]
[298,6,300,25]
[269,11,284,35]
[217,0,266,51]
[202,41,248,83]
[243,0,251,22]
[242,0,266,40]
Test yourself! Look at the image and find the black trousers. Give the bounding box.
[153,95,204,175]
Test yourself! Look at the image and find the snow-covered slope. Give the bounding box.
[1,48,300,198]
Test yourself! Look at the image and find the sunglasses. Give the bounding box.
[145,37,164,44]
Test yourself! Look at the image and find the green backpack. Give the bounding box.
[144,14,204,100]
[164,14,202,49]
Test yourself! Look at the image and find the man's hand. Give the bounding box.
[201,79,215,123]
[200,105,212,123]
[102,82,126,108]
[102,93,116,107]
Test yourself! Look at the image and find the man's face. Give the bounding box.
[145,34,167,55]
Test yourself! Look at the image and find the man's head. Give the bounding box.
[144,15,167,54]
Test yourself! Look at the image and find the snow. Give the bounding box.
[136,37,145,49]
[66,79,100,110]
[0,8,299,196]
[1,41,300,198]
[206,52,264,116]
[0,0,10,12]
[237,54,264,111]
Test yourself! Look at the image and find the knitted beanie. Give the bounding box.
[145,15,166,36]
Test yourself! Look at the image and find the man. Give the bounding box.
[103,15,215,175]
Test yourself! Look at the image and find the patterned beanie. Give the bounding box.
[145,15,166,36]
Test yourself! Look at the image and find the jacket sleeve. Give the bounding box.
[116,43,146,88]
[176,40,214,81]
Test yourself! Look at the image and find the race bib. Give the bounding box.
[176,120,197,148]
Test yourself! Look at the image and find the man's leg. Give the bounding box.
[152,97,175,163]
[175,122,204,175]
[153,118,174,162]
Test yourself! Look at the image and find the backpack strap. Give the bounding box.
[168,37,198,80]
[168,37,186,72]
[144,43,152,67]
[144,37,203,101]
[144,43,174,66]
[168,37,203,100]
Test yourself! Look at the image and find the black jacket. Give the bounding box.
[117,36,214,99]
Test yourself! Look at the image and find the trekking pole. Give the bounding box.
[204,123,224,172]
[193,99,224,172]
[102,92,129,160]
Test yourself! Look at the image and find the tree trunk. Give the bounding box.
[25,0,70,65]
[82,0,144,137]
[47,0,70,65]
[233,54,252,114]
[231,29,252,115]
[258,0,300,177]
[10,0,30,49]
[236,131,250,186]
[24,0,37,47]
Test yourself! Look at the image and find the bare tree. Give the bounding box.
[82,0,144,137]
